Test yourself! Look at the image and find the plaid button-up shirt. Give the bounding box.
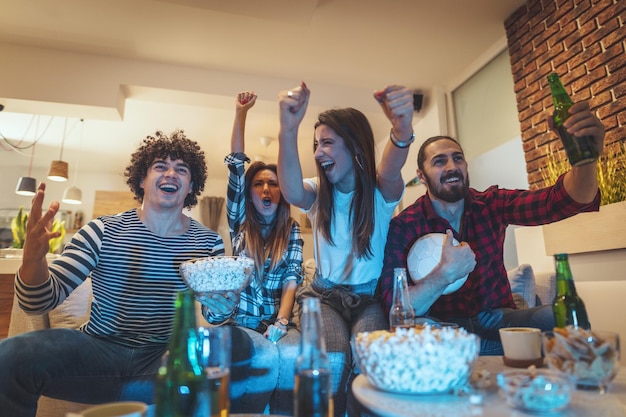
[379,174,600,320]
[204,153,303,329]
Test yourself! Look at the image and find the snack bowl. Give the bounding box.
[179,255,255,297]
[542,326,620,392]
[497,368,574,413]
[353,326,480,394]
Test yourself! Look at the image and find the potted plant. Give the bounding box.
[11,206,66,254]
[541,141,626,206]
[540,141,626,254]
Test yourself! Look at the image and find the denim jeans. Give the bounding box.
[233,326,300,416]
[0,328,163,417]
[445,304,555,355]
[0,327,253,417]
[297,277,388,417]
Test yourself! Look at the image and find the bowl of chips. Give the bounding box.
[180,255,255,297]
[497,368,574,413]
[542,326,620,392]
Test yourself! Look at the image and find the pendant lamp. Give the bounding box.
[16,144,37,196]
[15,176,37,196]
[15,118,40,196]
[62,119,84,204]
[48,118,69,182]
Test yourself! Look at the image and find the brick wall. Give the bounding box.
[505,0,625,190]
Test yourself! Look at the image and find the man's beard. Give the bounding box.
[425,171,470,203]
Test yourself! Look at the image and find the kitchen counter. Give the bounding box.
[0,258,20,339]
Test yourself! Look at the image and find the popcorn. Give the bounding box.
[180,256,254,293]
[354,326,480,393]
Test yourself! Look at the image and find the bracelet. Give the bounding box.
[276,317,289,327]
[390,129,415,148]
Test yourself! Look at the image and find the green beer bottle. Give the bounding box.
[155,289,207,417]
[547,73,599,166]
[552,253,591,329]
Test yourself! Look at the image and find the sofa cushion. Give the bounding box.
[534,271,556,306]
[507,264,536,309]
[48,278,93,329]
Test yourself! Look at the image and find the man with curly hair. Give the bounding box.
[0,130,250,416]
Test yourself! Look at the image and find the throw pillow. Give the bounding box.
[507,264,536,309]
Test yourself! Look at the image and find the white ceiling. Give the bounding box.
[0,0,526,180]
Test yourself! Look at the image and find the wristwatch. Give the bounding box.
[276,317,289,327]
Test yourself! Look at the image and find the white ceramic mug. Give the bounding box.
[66,401,147,417]
[499,327,543,368]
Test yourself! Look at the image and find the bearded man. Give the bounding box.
[377,101,605,354]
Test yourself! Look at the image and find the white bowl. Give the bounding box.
[179,255,254,296]
[354,326,480,394]
[407,233,468,295]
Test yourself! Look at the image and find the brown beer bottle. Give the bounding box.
[547,73,599,167]
[552,254,591,329]
[155,289,207,417]
[294,297,332,417]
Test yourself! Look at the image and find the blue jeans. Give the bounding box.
[297,277,388,417]
[0,328,163,417]
[445,304,555,355]
[0,327,253,417]
[233,326,300,415]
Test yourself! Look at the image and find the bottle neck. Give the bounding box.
[547,75,573,109]
[554,256,578,296]
[168,290,203,375]
[298,298,328,372]
[391,269,412,308]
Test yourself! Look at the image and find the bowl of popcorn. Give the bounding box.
[353,326,480,394]
[542,326,620,392]
[497,368,574,413]
[179,255,255,296]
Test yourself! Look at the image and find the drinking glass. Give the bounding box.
[196,326,231,417]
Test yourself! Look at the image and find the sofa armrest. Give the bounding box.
[8,277,94,337]
[8,292,50,337]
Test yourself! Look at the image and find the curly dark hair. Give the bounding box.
[124,130,207,209]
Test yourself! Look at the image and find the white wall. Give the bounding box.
[515,226,626,344]
[468,136,529,269]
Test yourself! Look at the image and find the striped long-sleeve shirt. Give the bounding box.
[15,209,224,348]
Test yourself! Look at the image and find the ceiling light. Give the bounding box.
[15,118,39,196]
[15,176,37,196]
[62,186,82,204]
[48,118,69,182]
